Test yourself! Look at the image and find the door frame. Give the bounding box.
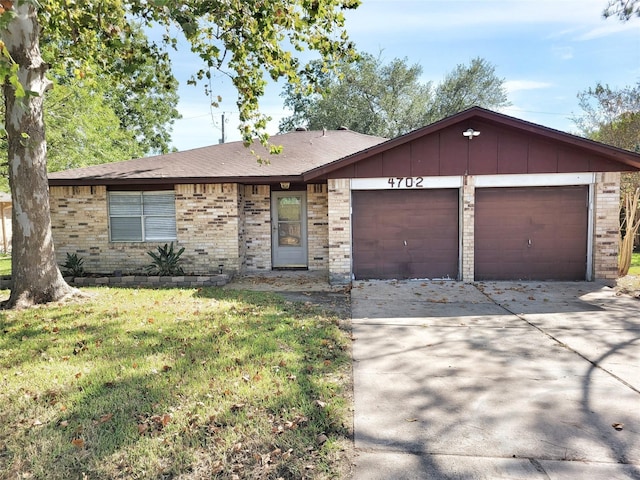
[271,190,308,268]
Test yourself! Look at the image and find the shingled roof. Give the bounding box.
[48,129,388,186]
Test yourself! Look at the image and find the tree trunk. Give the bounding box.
[619,188,640,277]
[2,3,77,308]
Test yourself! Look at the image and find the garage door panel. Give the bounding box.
[475,186,588,281]
[353,189,459,280]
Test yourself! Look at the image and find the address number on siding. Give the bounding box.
[387,177,424,188]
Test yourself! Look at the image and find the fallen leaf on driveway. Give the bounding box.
[405,418,418,422]
[612,423,624,431]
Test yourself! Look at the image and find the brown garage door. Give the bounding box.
[352,189,459,280]
[475,186,588,281]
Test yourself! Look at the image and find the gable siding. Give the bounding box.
[327,121,629,180]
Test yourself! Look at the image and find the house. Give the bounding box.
[48,107,640,283]
[0,192,12,253]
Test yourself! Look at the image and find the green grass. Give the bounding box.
[0,287,352,479]
[629,252,640,275]
[0,255,10,276]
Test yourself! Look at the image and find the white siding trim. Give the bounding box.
[474,172,596,188]
[586,184,595,281]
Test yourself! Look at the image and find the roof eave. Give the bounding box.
[48,175,305,187]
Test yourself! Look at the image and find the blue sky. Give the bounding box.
[168,0,640,152]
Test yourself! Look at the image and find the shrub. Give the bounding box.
[61,252,85,277]
[146,242,185,276]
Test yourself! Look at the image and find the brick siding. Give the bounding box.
[461,179,475,282]
[593,172,620,280]
[307,184,329,270]
[327,179,351,284]
[243,185,271,271]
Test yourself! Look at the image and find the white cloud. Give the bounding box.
[552,46,574,60]
[504,80,553,94]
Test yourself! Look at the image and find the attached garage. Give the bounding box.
[303,107,640,284]
[352,189,458,280]
[474,186,589,280]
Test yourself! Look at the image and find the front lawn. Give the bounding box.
[629,251,640,275]
[0,254,10,276]
[0,287,352,479]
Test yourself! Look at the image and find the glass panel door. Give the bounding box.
[271,192,308,268]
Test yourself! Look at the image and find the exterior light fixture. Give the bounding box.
[463,128,480,140]
[280,182,290,190]
[218,264,224,274]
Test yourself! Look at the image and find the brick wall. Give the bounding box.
[175,183,241,274]
[593,172,620,280]
[327,179,351,284]
[242,185,271,271]
[50,186,115,272]
[461,179,475,282]
[307,184,329,270]
[50,184,244,275]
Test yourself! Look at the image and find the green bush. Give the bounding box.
[146,242,185,276]
[61,252,85,277]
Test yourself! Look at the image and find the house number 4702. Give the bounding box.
[387,177,424,188]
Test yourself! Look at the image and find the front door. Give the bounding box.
[271,191,308,268]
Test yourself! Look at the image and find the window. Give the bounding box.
[109,191,177,242]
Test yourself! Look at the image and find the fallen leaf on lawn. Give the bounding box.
[59,420,69,427]
[137,424,148,434]
[32,420,43,427]
[71,438,84,448]
[74,372,82,379]
[212,460,224,474]
[612,423,624,431]
[316,433,328,445]
[99,413,113,423]
[147,318,154,324]
[314,400,326,409]
[231,403,245,412]
[162,365,172,372]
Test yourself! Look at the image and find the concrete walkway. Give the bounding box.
[352,280,640,480]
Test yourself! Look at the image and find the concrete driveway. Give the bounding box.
[351,280,640,480]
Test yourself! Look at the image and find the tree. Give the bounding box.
[572,82,640,269]
[604,0,640,20]
[430,57,511,123]
[279,54,510,137]
[0,78,146,192]
[0,0,360,309]
[572,82,640,195]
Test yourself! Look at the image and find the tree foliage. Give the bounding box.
[573,82,640,196]
[279,54,510,137]
[0,0,361,308]
[604,0,640,20]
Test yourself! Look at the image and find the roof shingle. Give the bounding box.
[48,130,387,186]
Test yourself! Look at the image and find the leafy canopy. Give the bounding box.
[279,54,510,137]
[572,82,640,197]
[1,0,360,152]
